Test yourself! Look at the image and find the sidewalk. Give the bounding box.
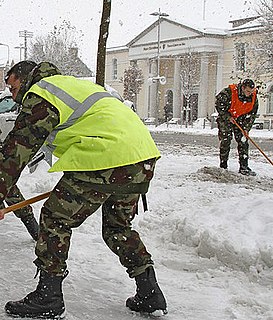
[147,122,273,139]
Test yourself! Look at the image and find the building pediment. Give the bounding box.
[128,18,203,47]
[126,18,225,60]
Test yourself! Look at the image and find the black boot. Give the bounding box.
[220,160,228,169]
[21,215,39,241]
[5,270,68,319]
[239,166,256,176]
[126,266,167,314]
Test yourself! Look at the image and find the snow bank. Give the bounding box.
[142,146,273,276]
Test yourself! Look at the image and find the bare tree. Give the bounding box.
[180,50,200,127]
[255,0,273,72]
[30,21,77,63]
[29,20,92,77]
[96,0,112,86]
[123,63,144,111]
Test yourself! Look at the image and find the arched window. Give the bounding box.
[267,84,273,114]
[112,58,118,80]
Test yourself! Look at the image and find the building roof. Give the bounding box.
[228,16,264,34]
[65,47,94,77]
[106,45,129,53]
[127,18,227,47]
[106,15,264,52]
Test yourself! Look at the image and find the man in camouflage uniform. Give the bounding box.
[0,115,39,240]
[0,61,167,319]
[0,184,38,240]
[215,79,258,176]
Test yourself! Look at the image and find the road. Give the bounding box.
[151,131,273,152]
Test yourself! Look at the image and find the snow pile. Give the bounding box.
[1,135,273,319]
[141,144,273,276]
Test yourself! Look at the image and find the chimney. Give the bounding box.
[69,47,78,58]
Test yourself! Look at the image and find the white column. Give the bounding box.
[216,52,223,95]
[198,53,209,118]
[173,58,181,119]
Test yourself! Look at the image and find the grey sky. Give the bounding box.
[0,0,258,70]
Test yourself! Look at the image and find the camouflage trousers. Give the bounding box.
[217,118,249,167]
[34,158,157,278]
[0,185,33,219]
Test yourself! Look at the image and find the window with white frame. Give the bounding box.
[235,43,246,71]
[112,58,118,80]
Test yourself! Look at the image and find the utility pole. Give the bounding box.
[203,0,207,21]
[96,0,112,87]
[14,44,24,61]
[19,30,33,60]
[150,8,169,125]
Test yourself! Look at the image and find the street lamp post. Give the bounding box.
[150,8,169,79]
[19,30,33,60]
[14,44,24,61]
[0,43,10,65]
[150,8,169,125]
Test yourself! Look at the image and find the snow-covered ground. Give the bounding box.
[1,127,273,320]
[149,121,273,139]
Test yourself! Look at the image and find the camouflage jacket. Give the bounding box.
[0,93,59,201]
[215,85,259,131]
[0,62,154,202]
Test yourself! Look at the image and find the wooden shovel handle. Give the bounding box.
[231,117,273,166]
[0,191,51,215]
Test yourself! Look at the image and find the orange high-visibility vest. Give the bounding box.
[228,84,257,118]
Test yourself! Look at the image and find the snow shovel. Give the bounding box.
[0,191,51,217]
[230,117,273,166]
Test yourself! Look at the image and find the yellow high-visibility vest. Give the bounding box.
[25,75,160,172]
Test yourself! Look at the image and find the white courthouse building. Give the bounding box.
[105,16,273,127]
